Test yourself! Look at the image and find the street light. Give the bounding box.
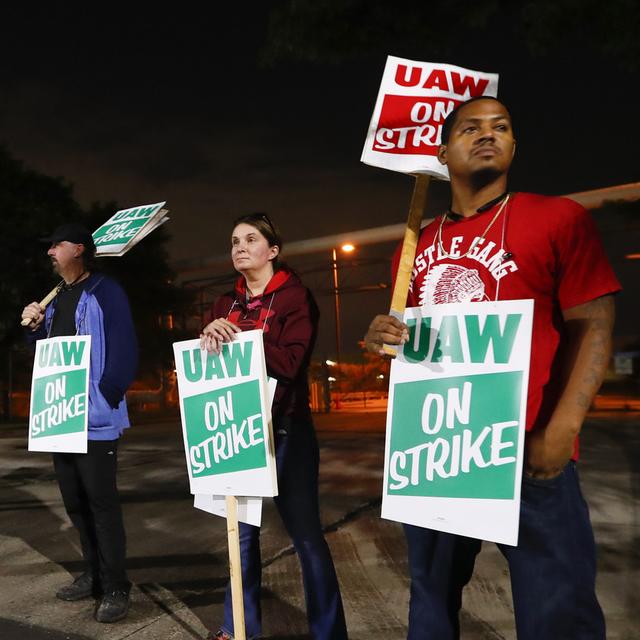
[331,243,356,367]
[331,243,356,411]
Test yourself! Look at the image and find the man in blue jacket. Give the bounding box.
[22,223,138,623]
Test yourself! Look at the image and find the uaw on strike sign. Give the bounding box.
[92,202,168,257]
[361,56,498,179]
[173,331,277,498]
[28,336,91,453]
[382,300,533,546]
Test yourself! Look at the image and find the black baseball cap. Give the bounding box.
[41,223,96,254]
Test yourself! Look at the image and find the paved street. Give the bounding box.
[0,411,638,639]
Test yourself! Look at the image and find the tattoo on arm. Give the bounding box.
[576,392,591,410]
[563,295,615,415]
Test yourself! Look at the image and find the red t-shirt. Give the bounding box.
[392,192,620,438]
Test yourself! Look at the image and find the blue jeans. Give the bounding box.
[222,419,347,640]
[403,462,605,640]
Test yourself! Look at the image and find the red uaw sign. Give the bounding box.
[361,56,499,180]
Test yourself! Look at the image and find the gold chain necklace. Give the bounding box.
[436,194,510,260]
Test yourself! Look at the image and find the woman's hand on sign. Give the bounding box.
[364,314,409,357]
[21,302,45,330]
[200,318,241,354]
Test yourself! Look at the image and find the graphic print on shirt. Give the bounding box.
[411,233,519,305]
[419,264,487,305]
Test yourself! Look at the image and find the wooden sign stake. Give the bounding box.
[20,282,63,327]
[383,173,431,357]
[225,495,246,640]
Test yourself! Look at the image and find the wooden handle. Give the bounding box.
[225,495,246,640]
[20,283,63,327]
[385,174,431,357]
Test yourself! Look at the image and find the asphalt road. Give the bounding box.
[0,410,638,639]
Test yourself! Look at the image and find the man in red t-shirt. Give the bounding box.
[365,96,619,640]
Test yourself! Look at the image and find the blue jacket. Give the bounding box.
[29,273,138,440]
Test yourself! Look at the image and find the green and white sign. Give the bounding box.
[173,331,278,497]
[28,336,91,453]
[382,299,533,545]
[92,201,169,257]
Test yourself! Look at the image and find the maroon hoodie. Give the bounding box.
[209,267,318,422]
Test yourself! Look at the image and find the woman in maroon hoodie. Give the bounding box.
[201,213,348,640]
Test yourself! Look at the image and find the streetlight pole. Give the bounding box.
[331,248,342,368]
[330,244,354,411]
[331,248,342,411]
[331,243,355,366]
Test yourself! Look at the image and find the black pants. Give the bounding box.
[53,439,129,593]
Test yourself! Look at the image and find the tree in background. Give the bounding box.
[0,147,81,351]
[0,147,81,417]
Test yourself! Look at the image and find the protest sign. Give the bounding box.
[28,336,91,453]
[382,300,533,545]
[361,56,498,179]
[195,376,278,526]
[92,201,169,257]
[173,331,277,497]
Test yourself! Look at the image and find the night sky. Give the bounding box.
[2,5,638,356]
